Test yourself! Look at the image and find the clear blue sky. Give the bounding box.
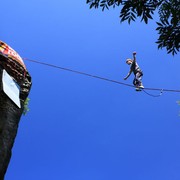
[1,1,180,180]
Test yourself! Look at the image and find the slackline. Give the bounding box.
[23,58,180,96]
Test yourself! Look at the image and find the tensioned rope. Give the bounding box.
[23,58,180,96]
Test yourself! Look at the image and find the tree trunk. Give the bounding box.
[0,64,32,180]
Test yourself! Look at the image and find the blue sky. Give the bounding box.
[1,1,180,180]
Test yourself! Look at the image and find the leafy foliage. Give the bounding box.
[156,0,180,55]
[86,0,180,55]
[23,98,30,115]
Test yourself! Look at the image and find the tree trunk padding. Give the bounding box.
[0,58,32,180]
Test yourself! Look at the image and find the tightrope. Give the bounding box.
[23,58,180,95]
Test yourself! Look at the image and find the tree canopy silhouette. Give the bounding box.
[86,0,180,55]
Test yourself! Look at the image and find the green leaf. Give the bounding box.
[23,98,30,116]
[156,22,163,26]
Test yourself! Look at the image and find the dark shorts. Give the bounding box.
[133,71,143,86]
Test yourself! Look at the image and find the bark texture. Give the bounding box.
[0,57,32,180]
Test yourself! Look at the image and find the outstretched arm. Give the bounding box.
[133,51,136,62]
[124,70,132,80]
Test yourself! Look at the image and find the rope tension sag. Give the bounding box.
[23,58,180,96]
